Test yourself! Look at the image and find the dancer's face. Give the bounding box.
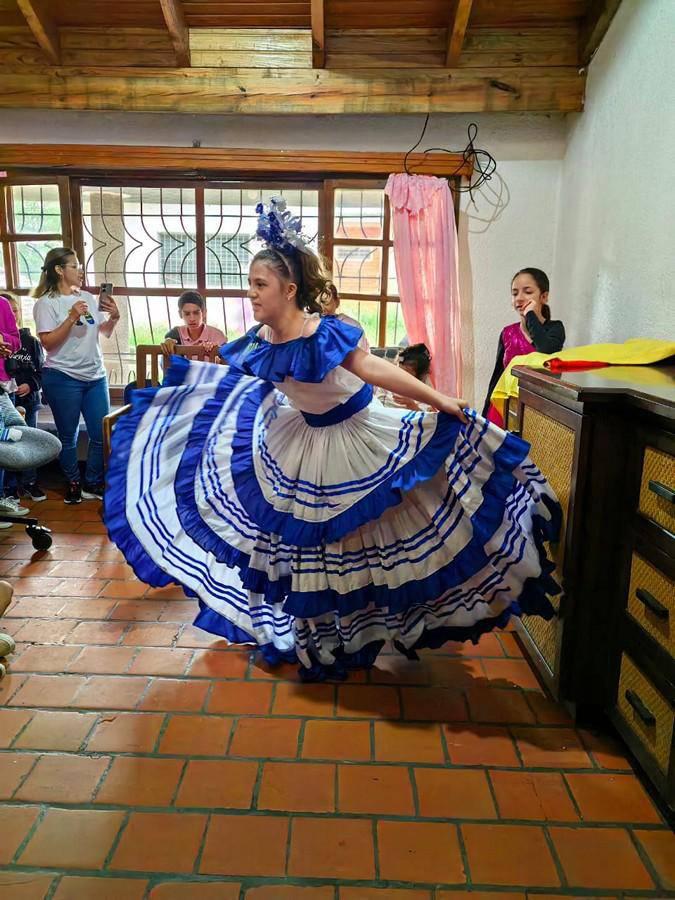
[247,260,296,324]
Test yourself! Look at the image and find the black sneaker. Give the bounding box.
[21,483,47,502]
[82,482,104,501]
[64,481,82,504]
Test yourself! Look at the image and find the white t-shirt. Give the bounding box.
[33,291,107,381]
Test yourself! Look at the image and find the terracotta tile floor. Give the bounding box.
[0,492,674,899]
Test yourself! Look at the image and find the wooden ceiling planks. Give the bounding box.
[15,0,60,63]
[182,2,311,28]
[0,144,475,177]
[0,65,585,115]
[0,0,624,114]
[446,0,474,67]
[160,0,191,66]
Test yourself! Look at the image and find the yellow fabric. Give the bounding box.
[490,338,675,417]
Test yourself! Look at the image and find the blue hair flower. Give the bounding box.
[255,197,312,256]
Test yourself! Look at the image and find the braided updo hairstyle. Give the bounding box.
[252,247,331,315]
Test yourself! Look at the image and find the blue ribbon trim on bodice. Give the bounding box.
[301,383,373,427]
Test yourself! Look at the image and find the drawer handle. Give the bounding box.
[648,480,675,504]
[636,588,669,620]
[625,689,656,726]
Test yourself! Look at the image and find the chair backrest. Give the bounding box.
[135,344,224,389]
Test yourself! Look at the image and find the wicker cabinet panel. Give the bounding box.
[639,446,675,533]
[627,554,675,656]
[616,654,674,774]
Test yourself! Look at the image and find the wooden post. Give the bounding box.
[16,0,60,65]
[311,0,325,69]
[159,0,191,68]
[446,0,474,68]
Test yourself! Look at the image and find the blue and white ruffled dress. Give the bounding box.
[105,316,560,679]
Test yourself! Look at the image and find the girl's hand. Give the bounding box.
[200,341,217,354]
[522,298,545,323]
[16,383,31,398]
[160,337,177,356]
[392,393,420,411]
[435,394,469,424]
[69,300,89,323]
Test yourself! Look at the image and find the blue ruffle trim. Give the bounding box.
[230,381,465,547]
[170,353,560,620]
[105,353,562,681]
[104,384,177,591]
[218,315,364,383]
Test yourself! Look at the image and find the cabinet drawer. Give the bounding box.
[617,654,674,774]
[627,554,675,655]
[639,446,675,533]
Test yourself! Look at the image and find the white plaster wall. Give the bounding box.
[553,0,675,346]
[0,110,567,404]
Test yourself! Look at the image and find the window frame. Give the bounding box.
[0,169,461,370]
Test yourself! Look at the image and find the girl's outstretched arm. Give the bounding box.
[342,348,468,423]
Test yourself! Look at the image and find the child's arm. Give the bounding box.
[342,348,467,422]
[482,333,506,415]
[525,313,565,354]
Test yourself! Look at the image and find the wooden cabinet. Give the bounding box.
[510,363,675,810]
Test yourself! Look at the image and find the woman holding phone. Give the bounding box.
[33,247,120,504]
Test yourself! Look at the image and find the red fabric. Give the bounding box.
[486,404,504,428]
[544,358,610,373]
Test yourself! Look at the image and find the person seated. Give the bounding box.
[320,283,370,351]
[3,293,46,502]
[378,343,433,412]
[0,388,61,524]
[483,268,565,424]
[160,291,226,356]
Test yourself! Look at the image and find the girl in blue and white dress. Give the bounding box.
[105,199,560,680]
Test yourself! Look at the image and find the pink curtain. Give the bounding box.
[385,173,462,396]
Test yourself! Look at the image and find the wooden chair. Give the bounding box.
[102,344,225,463]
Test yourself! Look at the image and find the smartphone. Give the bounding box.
[99,282,113,310]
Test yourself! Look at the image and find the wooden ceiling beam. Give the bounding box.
[0,144,475,178]
[159,0,191,67]
[579,0,623,66]
[15,0,60,65]
[446,0,474,68]
[0,66,585,114]
[311,0,325,68]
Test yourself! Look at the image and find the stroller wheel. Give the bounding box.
[26,525,53,551]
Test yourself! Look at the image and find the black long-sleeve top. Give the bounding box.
[6,327,44,405]
[482,313,565,416]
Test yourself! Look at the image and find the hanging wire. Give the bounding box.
[403,117,497,204]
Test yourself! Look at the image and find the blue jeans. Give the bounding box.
[42,369,110,486]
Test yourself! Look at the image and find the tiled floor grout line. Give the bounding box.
[168,758,190,807]
[0,746,651,777]
[89,754,116,802]
[627,826,665,892]
[4,857,673,893]
[9,803,48,865]
[542,822,569,889]
[408,765,420,818]
[484,768,501,818]
[3,798,670,831]
[284,815,294,878]
[456,820,471,888]
[192,810,212,877]
[561,770,585,820]
[101,808,131,870]
[42,872,61,900]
